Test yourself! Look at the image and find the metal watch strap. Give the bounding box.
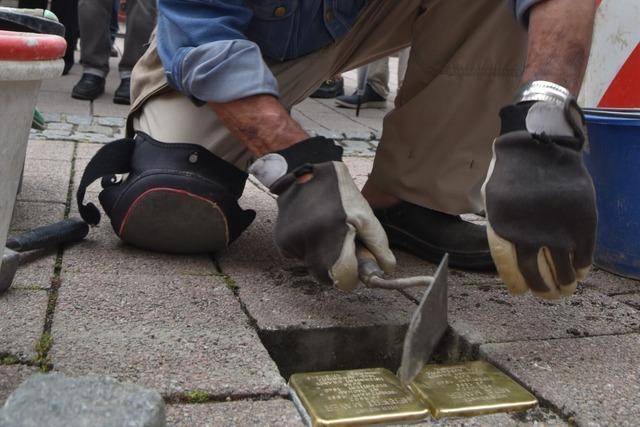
[514,80,571,107]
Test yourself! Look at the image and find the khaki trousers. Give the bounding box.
[132,0,527,215]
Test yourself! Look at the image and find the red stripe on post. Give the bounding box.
[598,43,640,108]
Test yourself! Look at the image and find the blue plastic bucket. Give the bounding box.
[583,109,640,279]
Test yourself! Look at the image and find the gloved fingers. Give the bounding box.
[329,224,360,291]
[546,247,578,295]
[355,217,396,274]
[517,245,562,300]
[487,223,529,295]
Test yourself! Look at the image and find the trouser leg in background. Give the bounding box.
[119,0,156,77]
[358,57,390,99]
[78,0,111,77]
[370,0,527,215]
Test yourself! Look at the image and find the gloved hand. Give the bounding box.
[483,92,597,299]
[249,137,395,291]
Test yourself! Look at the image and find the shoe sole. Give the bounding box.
[119,189,229,254]
[113,95,131,105]
[335,99,387,109]
[71,89,104,101]
[383,223,496,271]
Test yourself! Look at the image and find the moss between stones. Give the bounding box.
[184,390,209,403]
[0,355,18,365]
[34,332,53,371]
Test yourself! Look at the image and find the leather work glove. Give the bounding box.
[482,82,597,299]
[249,137,395,291]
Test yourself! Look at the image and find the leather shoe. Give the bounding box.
[113,77,131,105]
[374,201,495,271]
[71,73,105,101]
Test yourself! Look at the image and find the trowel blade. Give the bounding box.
[398,254,449,387]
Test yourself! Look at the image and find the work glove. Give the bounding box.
[483,86,597,299]
[249,137,395,291]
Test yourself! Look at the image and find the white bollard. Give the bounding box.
[0,30,65,268]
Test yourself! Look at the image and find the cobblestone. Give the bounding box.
[65,114,93,126]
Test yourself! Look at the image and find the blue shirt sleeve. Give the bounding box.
[509,0,543,26]
[156,0,279,103]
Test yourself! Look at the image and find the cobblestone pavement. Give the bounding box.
[1,55,639,426]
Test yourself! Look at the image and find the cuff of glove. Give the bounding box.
[248,136,343,192]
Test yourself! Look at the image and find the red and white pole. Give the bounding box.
[579,0,640,108]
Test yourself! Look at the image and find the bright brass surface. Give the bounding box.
[409,361,538,418]
[289,368,429,426]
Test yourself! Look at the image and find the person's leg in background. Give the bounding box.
[336,57,389,109]
[72,0,111,100]
[114,0,156,105]
[110,0,121,57]
[364,0,527,269]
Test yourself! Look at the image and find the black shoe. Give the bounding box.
[374,201,495,271]
[335,84,386,109]
[113,77,131,105]
[71,73,105,101]
[310,78,345,99]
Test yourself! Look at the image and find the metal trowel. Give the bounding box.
[357,245,449,386]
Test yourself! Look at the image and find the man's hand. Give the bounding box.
[250,137,396,291]
[483,94,597,299]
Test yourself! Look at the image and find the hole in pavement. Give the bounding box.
[260,325,463,380]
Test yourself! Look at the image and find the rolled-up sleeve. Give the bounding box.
[509,0,544,26]
[156,0,279,103]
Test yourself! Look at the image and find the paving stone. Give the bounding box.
[51,273,286,396]
[0,373,166,427]
[6,247,57,291]
[44,122,74,131]
[40,112,61,123]
[95,116,126,127]
[341,140,376,156]
[67,132,113,143]
[0,289,48,360]
[445,285,640,345]
[480,334,640,426]
[61,224,216,277]
[9,201,66,232]
[75,142,101,159]
[41,129,72,140]
[65,114,93,126]
[403,406,566,426]
[613,292,640,310]
[92,98,132,118]
[77,124,114,135]
[0,365,36,406]
[36,92,90,115]
[17,158,71,204]
[25,140,74,162]
[166,399,302,427]
[581,267,640,295]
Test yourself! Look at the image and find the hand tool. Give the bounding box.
[357,245,449,386]
[0,218,89,293]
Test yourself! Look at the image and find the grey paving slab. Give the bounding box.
[51,273,287,396]
[166,399,302,427]
[92,97,132,118]
[61,222,215,277]
[0,289,48,360]
[445,285,640,345]
[25,140,74,162]
[0,365,36,406]
[36,91,91,115]
[17,158,71,204]
[9,201,66,232]
[613,292,640,310]
[75,143,101,160]
[8,248,57,290]
[581,268,640,295]
[39,68,81,93]
[480,334,640,427]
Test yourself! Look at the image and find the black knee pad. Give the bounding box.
[77,132,255,254]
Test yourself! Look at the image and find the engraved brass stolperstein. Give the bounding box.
[289,362,538,426]
[289,368,429,426]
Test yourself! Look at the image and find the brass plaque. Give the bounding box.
[409,361,538,418]
[289,368,429,426]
